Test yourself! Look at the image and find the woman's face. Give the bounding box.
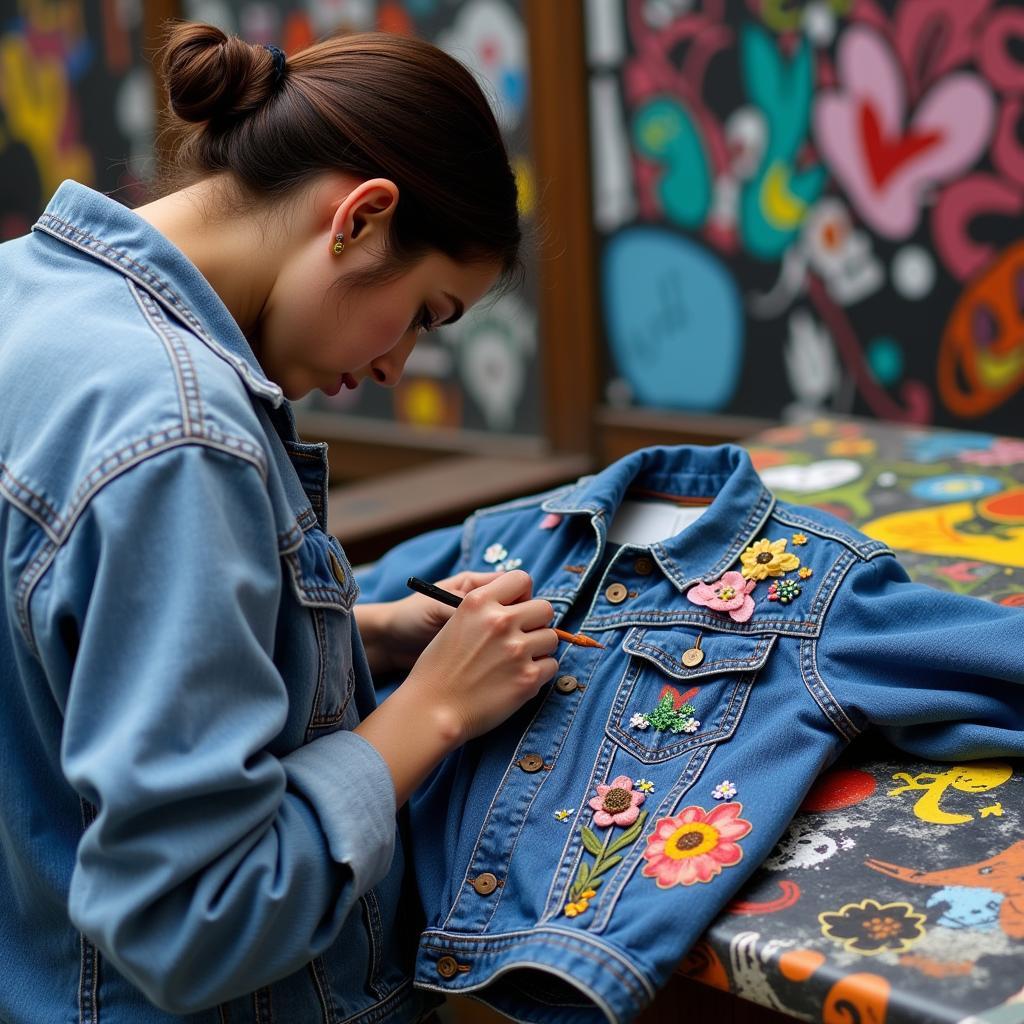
[256,237,501,401]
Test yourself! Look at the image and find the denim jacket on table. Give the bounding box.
[358,442,1024,1024]
[0,181,432,1023]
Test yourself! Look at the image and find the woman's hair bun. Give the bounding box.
[161,21,278,126]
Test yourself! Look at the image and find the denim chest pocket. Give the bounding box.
[606,627,776,763]
[281,525,361,733]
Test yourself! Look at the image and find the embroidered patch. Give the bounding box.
[496,557,522,572]
[565,777,648,917]
[540,513,563,529]
[641,802,752,888]
[483,544,508,564]
[636,778,655,793]
[792,533,809,545]
[798,566,814,579]
[740,538,801,581]
[686,570,756,623]
[712,780,738,800]
[632,685,700,734]
[554,808,575,822]
[767,579,802,603]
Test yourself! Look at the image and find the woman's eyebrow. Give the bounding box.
[441,292,464,325]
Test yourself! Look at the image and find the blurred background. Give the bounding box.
[2,0,1023,553]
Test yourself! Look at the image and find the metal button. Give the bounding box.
[681,647,705,668]
[634,556,655,576]
[473,872,499,895]
[436,956,459,979]
[518,753,544,773]
[555,674,579,694]
[605,582,628,604]
[328,550,346,585]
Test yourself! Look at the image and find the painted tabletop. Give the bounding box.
[679,417,1024,1024]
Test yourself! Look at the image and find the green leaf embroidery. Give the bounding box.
[607,811,648,856]
[581,827,604,857]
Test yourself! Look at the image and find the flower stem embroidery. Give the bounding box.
[565,777,648,917]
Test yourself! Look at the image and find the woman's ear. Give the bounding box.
[330,178,399,251]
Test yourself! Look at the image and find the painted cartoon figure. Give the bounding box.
[887,763,1012,824]
[926,886,1004,931]
[865,839,1024,939]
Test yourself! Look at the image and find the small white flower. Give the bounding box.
[682,718,701,734]
[635,778,655,793]
[499,557,522,572]
[484,543,508,564]
[630,713,650,730]
[712,780,737,800]
[554,808,575,822]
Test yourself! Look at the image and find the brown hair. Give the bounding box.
[154,22,521,288]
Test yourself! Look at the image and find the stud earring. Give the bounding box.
[333,232,345,255]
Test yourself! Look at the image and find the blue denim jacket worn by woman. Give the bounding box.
[358,443,1024,1024]
[0,181,431,1023]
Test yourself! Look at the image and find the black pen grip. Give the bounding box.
[406,576,464,609]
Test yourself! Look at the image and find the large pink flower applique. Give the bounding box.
[588,775,646,828]
[686,571,756,623]
[641,802,752,888]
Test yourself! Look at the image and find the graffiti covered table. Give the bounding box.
[674,417,1024,1024]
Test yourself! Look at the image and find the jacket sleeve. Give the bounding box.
[817,551,1024,760]
[356,522,468,602]
[34,444,397,1014]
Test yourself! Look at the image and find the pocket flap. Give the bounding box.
[284,528,359,612]
[622,627,776,681]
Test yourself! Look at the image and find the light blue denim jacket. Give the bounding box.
[359,443,1024,1024]
[0,182,429,1023]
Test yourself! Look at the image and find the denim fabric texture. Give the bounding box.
[358,443,1024,1024]
[0,181,430,1023]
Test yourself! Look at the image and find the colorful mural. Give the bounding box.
[0,0,152,240]
[587,0,1024,435]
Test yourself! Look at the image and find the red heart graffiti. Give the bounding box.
[860,101,943,190]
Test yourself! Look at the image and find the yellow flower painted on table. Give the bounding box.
[740,538,801,581]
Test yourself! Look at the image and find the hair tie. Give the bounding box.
[263,43,286,85]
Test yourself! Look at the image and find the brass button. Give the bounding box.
[436,956,459,979]
[555,674,579,694]
[681,647,705,668]
[634,556,655,576]
[328,550,346,585]
[605,582,628,604]
[473,872,499,895]
[518,753,544,773]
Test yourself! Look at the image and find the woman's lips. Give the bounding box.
[324,373,359,397]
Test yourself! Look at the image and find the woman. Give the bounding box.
[0,22,559,1023]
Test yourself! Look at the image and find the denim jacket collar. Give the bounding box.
[32,179,284,408]
[542,444,776,594]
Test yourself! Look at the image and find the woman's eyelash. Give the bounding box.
[413,307,437,333]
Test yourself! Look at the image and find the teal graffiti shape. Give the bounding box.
[633,97,712,229]
[739,23,827,260]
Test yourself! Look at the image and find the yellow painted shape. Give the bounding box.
[761,161,806,231]
[0,34,93,194]
[862,501,1024,568]
[888,764,1011,825]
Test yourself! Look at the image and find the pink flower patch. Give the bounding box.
[539,512,564,529]
[686,571,756,623]
[641,802,752,888]
[589,775,646,828]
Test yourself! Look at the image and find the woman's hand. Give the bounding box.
[357,570,503,674]
[355,570,560,805]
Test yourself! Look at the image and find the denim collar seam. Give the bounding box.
[771,507,893,559]
[34,215,283,405]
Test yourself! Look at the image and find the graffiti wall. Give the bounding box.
[185,0,543,436]
[0,0,153,240]
[587,0,1024,435]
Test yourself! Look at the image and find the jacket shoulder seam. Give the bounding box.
[14,438,268,659]
[771,506,892,561]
